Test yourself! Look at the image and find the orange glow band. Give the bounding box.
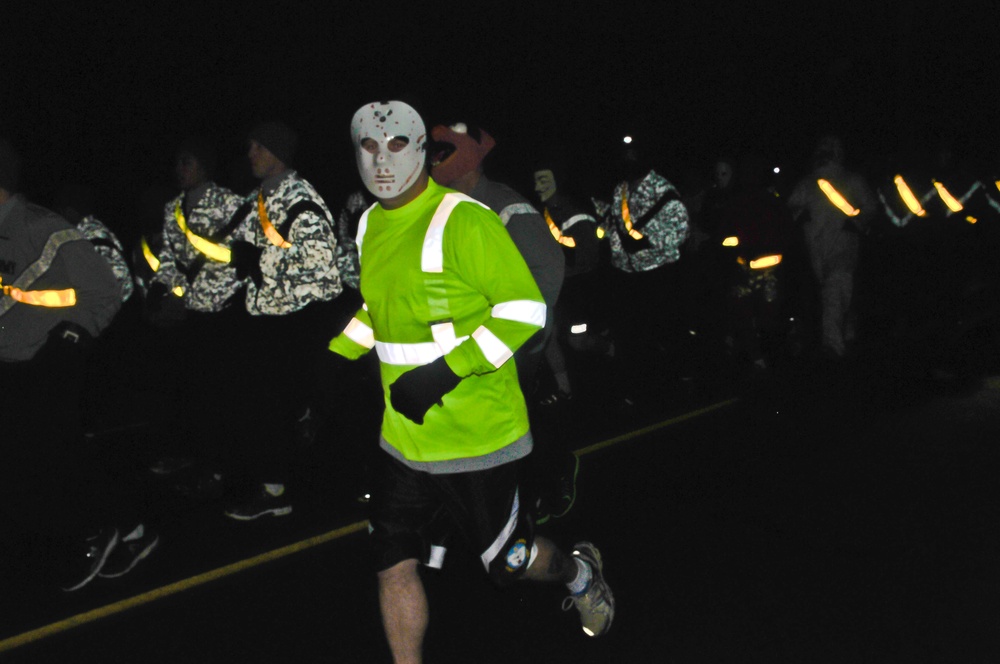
[933,181,964,212]
[818,179,860,216]
[894,176,927,217]
[543,209,576,247]
[620,191,644,240]
[749,254,782,270]
[257,191,292,249]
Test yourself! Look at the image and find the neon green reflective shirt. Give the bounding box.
[329,179,545,470]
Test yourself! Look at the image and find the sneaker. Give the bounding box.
[61,528,119,592]
[98,524,159,578]
[224,485,292,521]
[552,454,580,519]
[562,542,615,637]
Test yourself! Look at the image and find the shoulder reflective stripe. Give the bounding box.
[498,203,537,226]
[472,325,513,369]
[480,488,520,571]
[376,336,471,365]
[491,300,546,327]
[561,213,595,231]
[356,206,373,262]
[2,283,76,307]
[343,317,376,349]
[431,321,458,354]
[421,193,489,273]
[1,228,82,315]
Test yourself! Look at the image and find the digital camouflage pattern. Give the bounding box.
[601,170,690,273]
[334,190,368,291]
[76,215,134,302]
[155,183,244,313]
[231,171,342,315]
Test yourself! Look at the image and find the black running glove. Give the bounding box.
[389,356,462,425]
[229,240,264,288]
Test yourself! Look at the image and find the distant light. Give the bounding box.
[773,167,780,174]
[623,136,633,144]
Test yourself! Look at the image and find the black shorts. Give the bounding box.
[369,453,535,586]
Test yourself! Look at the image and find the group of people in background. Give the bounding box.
[4,99,999,659]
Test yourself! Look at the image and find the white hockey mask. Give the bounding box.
[351,101,427,199]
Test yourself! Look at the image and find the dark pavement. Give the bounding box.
[3,321,1000,663]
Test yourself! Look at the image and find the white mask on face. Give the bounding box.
[350,101,427,199]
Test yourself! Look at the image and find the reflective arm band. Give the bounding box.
[491,300,546,328]
[343,317,376,349]
[2,285,77,307]
[818,179,860,216]
[723,236,739,247]
[472,325,513,369]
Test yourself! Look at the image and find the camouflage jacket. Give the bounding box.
[334,190,367,291]
[231,171,342,315]
[601,170,690,273]
[155,183,245,312]
[76,215,134,302]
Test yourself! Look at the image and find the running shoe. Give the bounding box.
[99,524,159,578]
[562,541,615,637]
[61,528,119,592]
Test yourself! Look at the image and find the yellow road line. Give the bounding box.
[0,520,369,653]
[574,397,741,457]
[0,397,739,653]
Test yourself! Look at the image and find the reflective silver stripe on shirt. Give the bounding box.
[355,205,375,262]
[376,336,472,365]
[1,228,82,316]
[498,203,538,226]
[422,193,489,273]
[561,213,596,231]
[473,325,513,368]
[492,300,546,327]
[343,317,375,349]
[431,320,459,354]
[481,488,520,571]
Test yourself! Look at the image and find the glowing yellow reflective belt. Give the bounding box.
[894,176,927,217]
[0,276,76,307]
[139,236,185,296]
[817,179,860,216]
[543,209,576,247]
[932,180,964,213]
[620,189,644,240]
[722,236,739,247]
[174,202,232,262]
[749,254,782,270]
[141,235,161,271]
[257,191,292,248]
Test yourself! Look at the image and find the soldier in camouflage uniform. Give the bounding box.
[153,136,245,314]
[333,189,368,292]
[53,183,134,304]
[224,121,344,521]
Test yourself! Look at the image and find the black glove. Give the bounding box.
[389,356,462,425]
[146,281,169,312]
[229,240,264,288]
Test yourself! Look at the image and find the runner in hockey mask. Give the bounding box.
[351,101,428,200]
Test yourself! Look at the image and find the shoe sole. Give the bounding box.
[98,535,161,578]
[224,506,293,521]
[62,530,120,592]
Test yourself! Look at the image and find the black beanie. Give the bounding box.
[176,135,219,178]
[0,137,22,193]
[248,121,298,167]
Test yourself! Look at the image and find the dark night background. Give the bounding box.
[4,1,1000,243]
